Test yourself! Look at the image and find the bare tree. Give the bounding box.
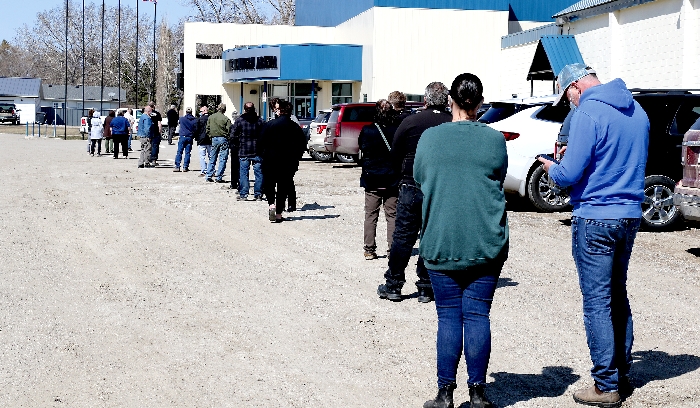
[156,18,181,111]
[184,0,294,24]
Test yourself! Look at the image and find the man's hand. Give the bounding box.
[537,156,555,173]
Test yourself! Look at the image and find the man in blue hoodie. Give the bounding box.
[539,64,649,408]
[173,107,197,172]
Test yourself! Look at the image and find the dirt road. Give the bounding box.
[1,134,698,407]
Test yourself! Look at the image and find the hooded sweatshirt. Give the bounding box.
[548,78,649,219]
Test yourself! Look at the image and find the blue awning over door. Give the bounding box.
[527,35,585,80]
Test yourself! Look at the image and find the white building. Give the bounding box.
[183,0,578,120]
[0,77,42,124]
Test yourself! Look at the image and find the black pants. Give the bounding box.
[230,148,240,189]
[113,134,128,158]
[265,170,294,215]
[90,139,102,155]
[168,126,176,144]
[385,183,431,290]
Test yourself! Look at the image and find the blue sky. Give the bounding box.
[0,0,196,43]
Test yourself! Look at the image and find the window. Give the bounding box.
[406,94,424,103]
[478,103,517,124]
[670,104,700,136]
[343,106,374,122]
[535,104,571,123]
[332,83,353,105]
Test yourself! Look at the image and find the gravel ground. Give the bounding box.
[1,134,699,408]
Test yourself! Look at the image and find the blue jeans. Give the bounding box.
[199,145,211,174]
[385,183,430,290]
[429,263,502,388]
[571,216,639,392]
[150,136,161,162]
[175,136,193,169]
[239,156,263,198]
[207,137,229,180]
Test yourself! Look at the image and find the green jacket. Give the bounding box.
[414,121,509,270]
[206,112,231,137]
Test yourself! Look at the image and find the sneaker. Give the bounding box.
[254,195,264,201]
[128,148,133,151]
[417,287,434,303]
[364,251,378,260]
[206,178,214,182]
[377,284,402,301]
[237,196,247,201]
[199,173,205,177]
[573,385,621,408]
[215,179,226,183]
[269,206,276,222]
[138,164,144,168]
[183,168,189,172]
[173,168,181,172]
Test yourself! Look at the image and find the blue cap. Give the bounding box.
[553,63,596,106]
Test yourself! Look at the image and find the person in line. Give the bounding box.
[103,110,115,154]
[148,101,163,162]
[388,90,413,123]
[173,107,197,172]
[358,99,400,261]
[86,108,95,154]
[416,73,508,408]
[538,63,649,408]
[205,103,232,183]
[89,111,103,156]
[166,104,179,145]
[231,102,265,200]
[272,99,301,210]
[195,106,211,177]
[377,82,452,303]
[109,110,130,159]
[137,105,154,168]
[227,110,240,191]
[260,100,306,222]
[124,108,136,152]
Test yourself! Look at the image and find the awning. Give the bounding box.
[527,35,585,80]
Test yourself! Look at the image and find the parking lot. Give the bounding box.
[1,133,699,407]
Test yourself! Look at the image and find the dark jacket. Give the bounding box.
[392,105,452,185]
[179,113,197,138]
[231,112,264,157]
[167,108,179,126]
[103,115,114,139]
[359,122,400,190]
[194,114,211,145]
[260,115,307,174]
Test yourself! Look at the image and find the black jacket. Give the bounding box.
[260,115,306,174]
[167,109,179,126]
[194,114,211,145]
[392,106,452,185]
[359,123,400,190]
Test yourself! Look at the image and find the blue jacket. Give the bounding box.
[137,114,153,138]
[110,116,130,135]
[179,113,197,138]
[549,78,649,219]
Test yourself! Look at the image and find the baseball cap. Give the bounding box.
[553,63,596,106]
[186,107,192,113]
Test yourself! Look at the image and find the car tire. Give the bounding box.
[336,153,355,163]
[526,164,571,212]
[310,149,333,162]
[641,175,681,230]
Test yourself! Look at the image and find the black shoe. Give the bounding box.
[215,179,226,183]
[377,284,402,301]
[173,168,181,172]
[138,164,145,168]
[206,178,214,182]
[287,205,296,212]
[128,148,133,151]
[618,376,634,398]
[424,383,456,408]
[417,287,434,303]
[183,168,189,172]
[469,384,494,408]
[237,196,247,201]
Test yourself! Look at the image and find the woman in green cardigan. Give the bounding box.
[415,73,509,408]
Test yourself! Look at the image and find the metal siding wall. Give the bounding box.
[508,0,580,21]
[295,0,373,26]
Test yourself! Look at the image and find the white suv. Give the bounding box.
[480,95,571,211]
[307,109,332,161]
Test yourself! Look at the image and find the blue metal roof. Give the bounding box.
[296,0,579,27]
[553,0,657,21]
[528,36,585,80]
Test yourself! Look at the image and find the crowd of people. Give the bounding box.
[84,66,648,408]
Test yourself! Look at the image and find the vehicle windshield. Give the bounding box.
[478,103,516,124]
[0,104,15,113]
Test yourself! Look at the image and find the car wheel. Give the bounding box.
[336,153,355,163]
[526,164,571,212]
[641,175,680,230]
[310,149,333,162]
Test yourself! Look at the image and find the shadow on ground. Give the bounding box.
[298,203,335,211]
[284,214,340,221]
[630,350,700,388]
[686,248,700,257]
[477,366,580,408]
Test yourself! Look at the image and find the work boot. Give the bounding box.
[573,385,621,407]
[423,382,456,408]
[469,384,494,408]
[377,284,401,301]
[417,287,434,303]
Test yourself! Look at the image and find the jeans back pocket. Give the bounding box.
[584,220,621,255]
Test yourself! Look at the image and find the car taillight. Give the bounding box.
[335,122,341,137]
[501,131,520,141]
[317,124,327,134]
